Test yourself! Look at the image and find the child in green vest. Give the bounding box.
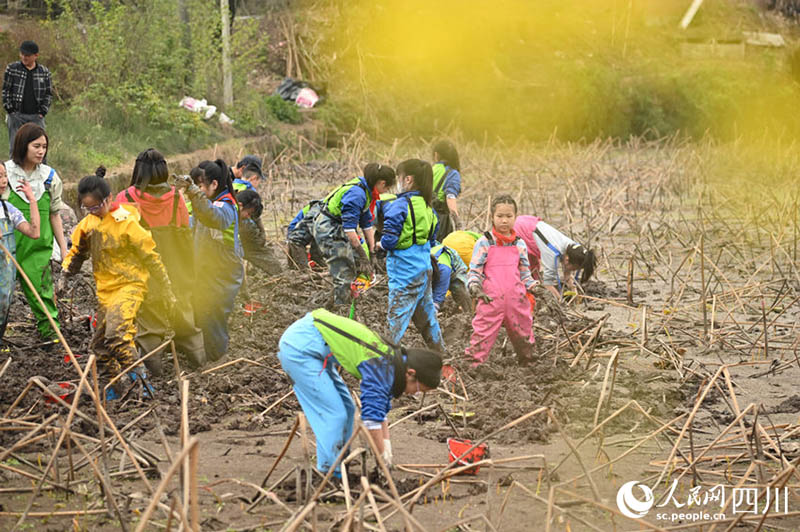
[277,309,442,475]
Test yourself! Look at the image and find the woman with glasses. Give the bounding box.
[4,123,67,341]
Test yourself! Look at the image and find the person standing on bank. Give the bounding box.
[3,41,51,157]
[3,123,67,341]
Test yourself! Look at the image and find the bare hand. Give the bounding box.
[16,180,34,202]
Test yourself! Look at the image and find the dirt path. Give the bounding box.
[1,138,799,531]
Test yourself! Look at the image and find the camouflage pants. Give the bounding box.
[91,285,143,378]
[312,213,355,306]
[288,203,325,264]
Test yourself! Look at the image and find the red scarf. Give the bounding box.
[369,187,380,219]
[492,227,517,245]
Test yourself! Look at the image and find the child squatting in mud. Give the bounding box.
[62,167,178,399]
[466,194,537,367]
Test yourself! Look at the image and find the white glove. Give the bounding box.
[382,439,393,468]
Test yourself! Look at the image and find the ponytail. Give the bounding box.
[566,244,598,283]
[432,140,460,172]
[364,162,396,190]
[193,159,235,198]
[396,159,433,207]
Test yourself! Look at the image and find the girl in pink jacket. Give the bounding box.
[466,195,537,367]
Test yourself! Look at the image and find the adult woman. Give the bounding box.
[115,149,205,374]
[278,308,442,475]
[4,123,67,340]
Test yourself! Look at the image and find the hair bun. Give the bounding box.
[95,166,107,178]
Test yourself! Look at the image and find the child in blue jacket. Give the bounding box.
[376,159,443,350]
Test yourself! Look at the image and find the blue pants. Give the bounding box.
[387,268,444,350]
[194,259,243,361]
[0,219,16,339]
[277,313,355,476]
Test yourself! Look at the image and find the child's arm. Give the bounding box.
[9,183,39,238]
[62,224,88,276]
[516,240,537,292]
[378,198,408,251]
[466,236,489,288]
[184,186,236,230]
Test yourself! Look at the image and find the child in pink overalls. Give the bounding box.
[466,195,537,367]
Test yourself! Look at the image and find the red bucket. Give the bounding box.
[44,382,77,405]
[447,438,489,475]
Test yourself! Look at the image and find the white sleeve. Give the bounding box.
[535,222,576,286]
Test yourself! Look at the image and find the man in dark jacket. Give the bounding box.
[2,41,52,156]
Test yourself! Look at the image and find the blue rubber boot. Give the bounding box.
[129,368,155,399]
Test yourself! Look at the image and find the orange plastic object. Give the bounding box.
[447,438,489,475]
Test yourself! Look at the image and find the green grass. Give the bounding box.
[0,105,226,183]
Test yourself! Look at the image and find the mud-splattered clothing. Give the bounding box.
[431,244,470,311]
[116,184,205,368]
[380,191,443,349]
[185,187,243,361]
[467,233,536,291]
[240,217,282,275]
[0,200,26,338]
[514,216,576,288]
[63,203,172,376]
[466,232,535,365]
[313,177,375,306]
[287,201,324,265]
[278,310,402,475]
[4,160,65,338]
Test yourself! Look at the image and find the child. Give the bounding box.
[312,163,396,309]
[174,160,243,362]
[63,167,176,398]
[286,200,325,269]
[232,155,263,192]
[431,243,471,314]
[0,164,40,338]
[442,230,482,268]
[278,308,442,475]
[377,159,443,350]
[5,123,68,341]
[237,189,282,275]
[431,140,462,240]
[466,195,537,367]
[514,215,597,300]
[115,148,205,375]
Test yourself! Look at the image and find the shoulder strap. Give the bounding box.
[44,168,55,191]
[124,189,135,204]
[313,316,393,359]
[407,197,418,246]
[170,191,180,226]
[1,200,9,221]
[483,231,494,246]
[433,166,448,196]
[533,227,551,248]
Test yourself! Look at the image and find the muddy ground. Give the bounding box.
[1,138,800,531]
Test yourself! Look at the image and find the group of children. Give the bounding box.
[0,127,597,475]
[277,141,598,474]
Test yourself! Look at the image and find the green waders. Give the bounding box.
[8,187,60,338]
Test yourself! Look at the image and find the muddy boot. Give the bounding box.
[287,242,309,270]
[142,348,163,378]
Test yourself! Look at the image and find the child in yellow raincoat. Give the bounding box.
[62,167,177,399]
